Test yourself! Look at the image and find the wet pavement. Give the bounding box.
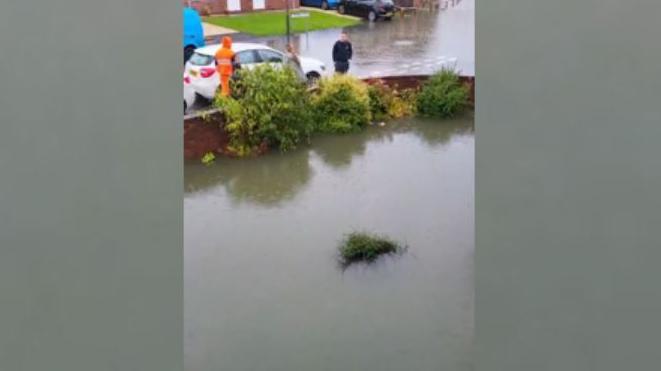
[210,0,474,78]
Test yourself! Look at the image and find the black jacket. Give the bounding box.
[332,41,353,63]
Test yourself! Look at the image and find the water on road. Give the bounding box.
[185,116,474,371]
[224,0,475,77]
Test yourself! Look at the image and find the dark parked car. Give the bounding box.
[338,0,396,21]
[301,0,341,10]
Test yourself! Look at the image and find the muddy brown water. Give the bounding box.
[185,115,474,371]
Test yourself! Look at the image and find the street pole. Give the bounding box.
[286,0,291,45]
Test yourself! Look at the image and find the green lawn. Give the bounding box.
[204,10,361,36]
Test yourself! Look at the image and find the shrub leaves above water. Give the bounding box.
[201,152,216,166]
[339,232,405,266]
[210,66,471,159]
[311,75,372,134]
[368,80,417,122]
[214,65,313,156]
[416,69,470,118]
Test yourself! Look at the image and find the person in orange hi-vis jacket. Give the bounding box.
[214,36,235,97]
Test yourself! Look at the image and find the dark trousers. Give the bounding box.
[334,61,350,74]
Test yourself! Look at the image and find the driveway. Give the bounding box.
[203,22,237,40]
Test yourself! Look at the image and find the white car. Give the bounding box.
[185,42,327,101]
[184,73,196,114]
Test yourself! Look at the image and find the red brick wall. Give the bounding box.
[363,75,475,104]
[185,0,300,14]
[266,0,301,11]
[183,113,228,160]
[185,0,226,14]
[241,0,253,11]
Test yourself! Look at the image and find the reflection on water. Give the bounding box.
[185,115,473,205]
[185,117,474,371]
[185,149,312,207]
[312,114,474,171]
[312,133,368,170]
[410,113,475,147]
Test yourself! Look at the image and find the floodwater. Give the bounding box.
[184,116,474,371]
[227,0,475,77]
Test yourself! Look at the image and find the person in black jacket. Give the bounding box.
[332,32,353,74]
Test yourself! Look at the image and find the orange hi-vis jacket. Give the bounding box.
[215,37,235,76]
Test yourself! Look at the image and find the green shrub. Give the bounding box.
[339,232,404,266]
[368,80,417,121]
[367,84,390,122]
[398,88,419,116]
[311,74,371,134]
[214,95,254,156]
[201,152,216,166]
[214,65,313,156]
[416,69,469,118]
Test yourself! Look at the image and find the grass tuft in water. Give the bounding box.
[339,232,404,266]
[201,152,216,166]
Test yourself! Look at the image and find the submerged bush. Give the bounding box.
[368,80,417,121]
[339,232,404,266]
[416,69,469,118]
[214,65,313,156]
[311,74,371,134]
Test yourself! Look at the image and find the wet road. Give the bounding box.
[214,0,474,77]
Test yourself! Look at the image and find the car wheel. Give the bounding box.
[321,0,329,10]
[368,11,377,22]
[195,93,212,105]
[338,5,346,14]
[184,45,196,64]
[306,71,321,85]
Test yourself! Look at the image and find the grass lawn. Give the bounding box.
[204,10,361,36]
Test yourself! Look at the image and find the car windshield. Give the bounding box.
[189,52,214,66]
